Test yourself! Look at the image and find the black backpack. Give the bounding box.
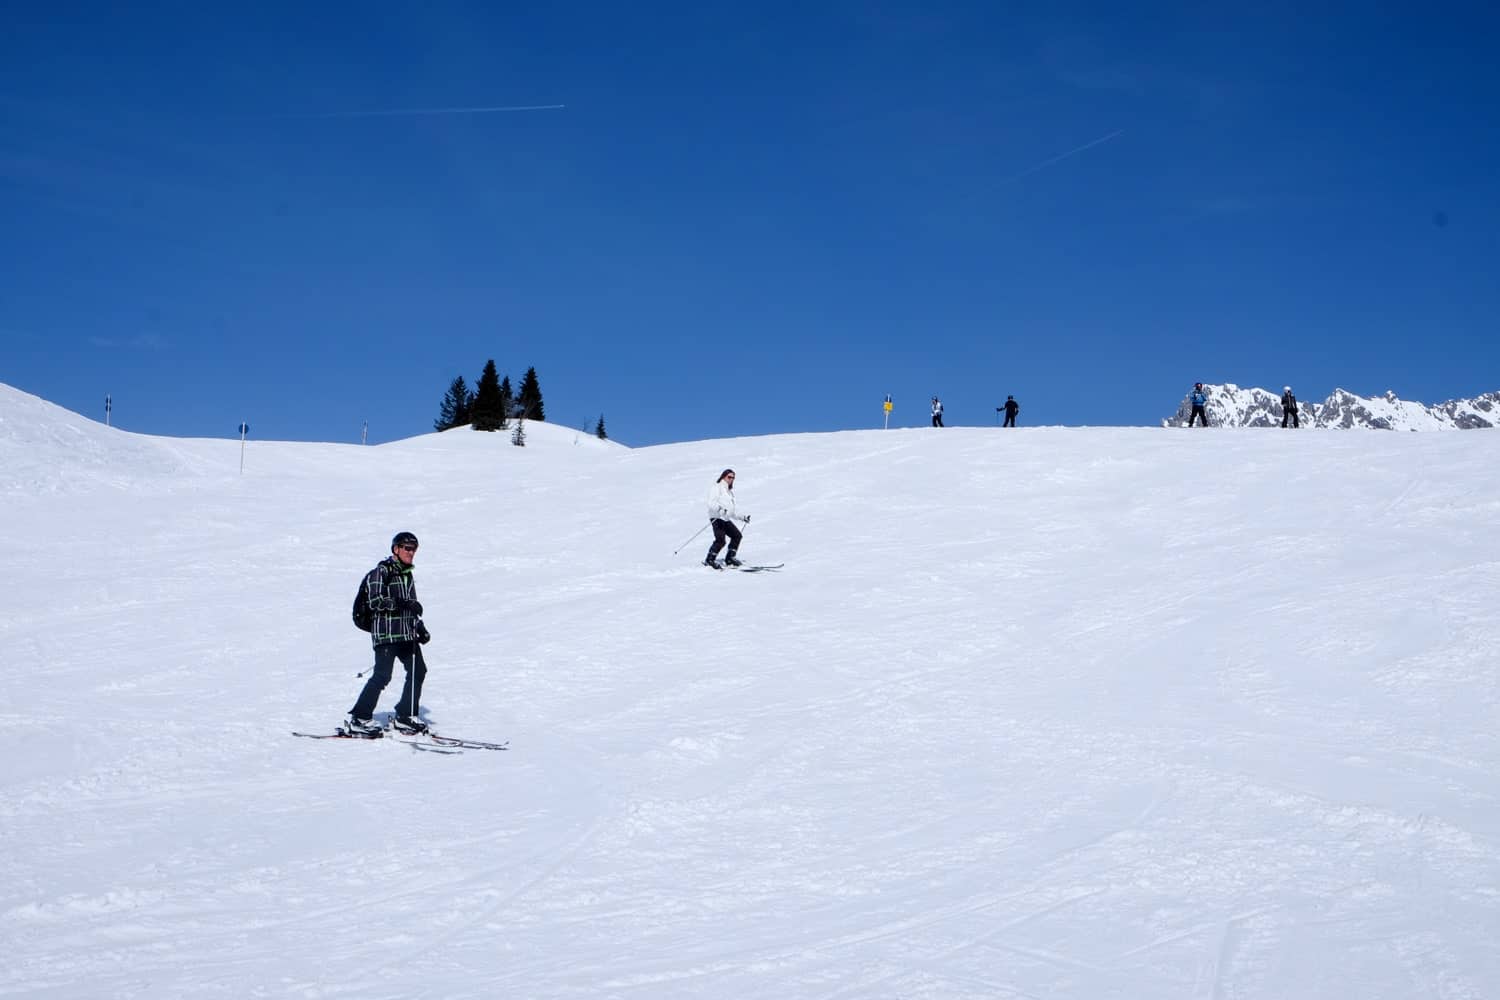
[352,569,376,632]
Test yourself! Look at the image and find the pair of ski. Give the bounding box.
[710,562,783,573]
[292,728,508,754]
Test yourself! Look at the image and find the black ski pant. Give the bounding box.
[1282,411,1299,428]
[1188,405,1208,427]
[707,518,742,559]
[351,641,427,720]
[931,414,944,427]
[1003,412,1016,427]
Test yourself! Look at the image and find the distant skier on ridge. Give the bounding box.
[1188,383,1210,427]
[1281,386,1300,428]
[931,396,945,427]
[1000,395,1019,427]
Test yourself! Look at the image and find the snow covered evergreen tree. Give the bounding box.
[595,414,607,440]
[434,376,473,431]
[498,375,515,424]
[471,361,507,432]
[517,367,546,421]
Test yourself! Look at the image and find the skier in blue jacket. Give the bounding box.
[1188,383,1210,427]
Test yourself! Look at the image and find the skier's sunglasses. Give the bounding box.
[397,544,417,553]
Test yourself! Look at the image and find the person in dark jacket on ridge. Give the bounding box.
[344,531,432,735]
[1000,395,1020,427]
[1188,383,1210,427]
[1281,386,1300,428]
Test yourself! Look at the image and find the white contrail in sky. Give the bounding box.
[281,104,566,119]
[1005,128,1124,182]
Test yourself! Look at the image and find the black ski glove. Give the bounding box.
[397,598,423,616]
[417,623,431,645]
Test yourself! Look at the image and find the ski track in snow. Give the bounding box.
[2,396,1499,999]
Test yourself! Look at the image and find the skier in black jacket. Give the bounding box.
[1281,386,1300,428]
[345,531,432,735]
[1000,395,1020,427]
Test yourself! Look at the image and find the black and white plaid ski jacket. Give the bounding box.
[362,556,422,647]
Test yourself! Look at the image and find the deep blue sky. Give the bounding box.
[3,4,1497,445]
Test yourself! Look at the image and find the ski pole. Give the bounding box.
[672,521,711,556]
[409,635,418,721]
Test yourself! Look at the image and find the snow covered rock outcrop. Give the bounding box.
[1163,384,1499,430]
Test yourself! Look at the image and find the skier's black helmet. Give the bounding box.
[391,531,419,551]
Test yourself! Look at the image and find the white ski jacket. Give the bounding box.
[707,482,747,522]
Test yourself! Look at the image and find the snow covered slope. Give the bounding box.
[1164,382,1500,429]
[4,382,1499,999]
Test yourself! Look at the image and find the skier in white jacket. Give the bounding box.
[704,468,750,569]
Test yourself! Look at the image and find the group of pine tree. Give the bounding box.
[434,363,607,440]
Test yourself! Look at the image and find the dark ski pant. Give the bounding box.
[707,518,742,560]
[1188,405,1208,427]
[351,642,427,719]
[1282,411,1299,428]
[1003,412,1016,427]
[931,414,944,427]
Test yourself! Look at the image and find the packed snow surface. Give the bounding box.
[3,383,1498,999]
